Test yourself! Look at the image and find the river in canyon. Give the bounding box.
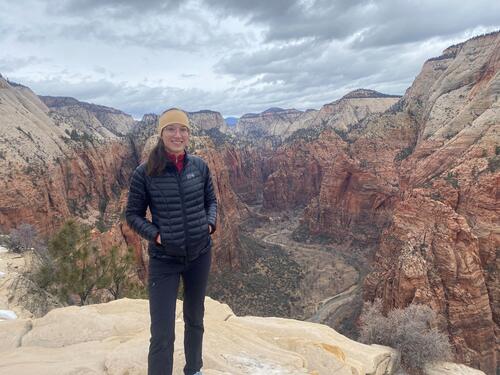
[208,204,371,339]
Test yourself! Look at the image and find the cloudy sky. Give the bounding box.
[1,0,498,118]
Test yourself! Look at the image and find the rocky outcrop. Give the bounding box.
[236,32,499,373]
[233,107,318,141]
[364,196,495,368]
[297,107,415,243]
[316,89,400,132]
[220,144,271,204]
[188,109,230,133]
[0,297,398,374]
[262,131,340,210]
[0,297,485,375]
[0,76,135,234]
[40,96,136,136]
[361,31,500,374]
[259,127,398,245]
[425,362,487,375]
[0,247,62,320]
[230,90,399,144]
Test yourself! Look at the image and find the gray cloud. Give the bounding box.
[47,0,184,16]
[0,56,50,74]
[216,38,428,94]
[1,0,498,118]
[9,3,249,53]
[204,0,500,46]
[349,1,500,48]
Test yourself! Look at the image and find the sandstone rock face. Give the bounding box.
[425,362,487,375]
[0,246,62,320]
[362,32,500,374]
[263,132,342,210]
[233,107,318,141]
[256,128,398,246]
[316,89,400,132]
[188,109,230,133]
[230,90,398,144]
[0,297,402,375]
[221,144,275,205]
[0,77,136,234]
[40,96,136,136]
[230,33,499,374]
[195,146,244,272]
[364,196,495,370]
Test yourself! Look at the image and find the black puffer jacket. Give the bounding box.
[125,153,217,260]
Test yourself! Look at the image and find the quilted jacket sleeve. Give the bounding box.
[125,165,159,242]
[204,164,218,234]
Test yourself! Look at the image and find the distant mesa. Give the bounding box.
[262,107,286,114]
[188,109,218,115]
[241,107,302,120]
[40,95,128,115]
[40,96,84,107]
[340,89,402,100]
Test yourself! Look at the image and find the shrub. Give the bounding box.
[488,156,500,173]
[9,223,39,253]
[444,171,459,189]
[394,146,414,162]
[359,300,452,374]
[358,299,393,346]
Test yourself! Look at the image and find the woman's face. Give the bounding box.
[161,123,190,155]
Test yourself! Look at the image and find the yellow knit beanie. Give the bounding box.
[158,108,190,135]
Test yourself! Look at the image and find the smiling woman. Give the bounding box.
[160,120,190,155]
[125,108,217,375]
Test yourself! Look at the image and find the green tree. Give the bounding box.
[48,220,108,305]
[100,245,138,300]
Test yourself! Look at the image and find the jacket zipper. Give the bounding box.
[175,166,189,266]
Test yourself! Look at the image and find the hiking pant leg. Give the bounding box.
[148,258,181,375]
[181,249,212,375]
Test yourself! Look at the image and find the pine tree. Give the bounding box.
[48,220,108,305]
[100,245,138,300]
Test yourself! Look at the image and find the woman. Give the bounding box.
[125,108,217,375]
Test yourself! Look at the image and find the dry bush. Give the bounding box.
[358,299,394,346]
[359,299,452,373]
[8,223,39,253]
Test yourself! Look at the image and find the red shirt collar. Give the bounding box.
[165,151,185,172]
[165,151,185,162]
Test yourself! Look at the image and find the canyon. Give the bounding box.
[0,31,498,374]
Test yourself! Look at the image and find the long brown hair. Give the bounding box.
[146,137,170,176]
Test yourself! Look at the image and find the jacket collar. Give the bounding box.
[164,150,189,167]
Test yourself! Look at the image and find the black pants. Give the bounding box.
[148,247,211,375]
